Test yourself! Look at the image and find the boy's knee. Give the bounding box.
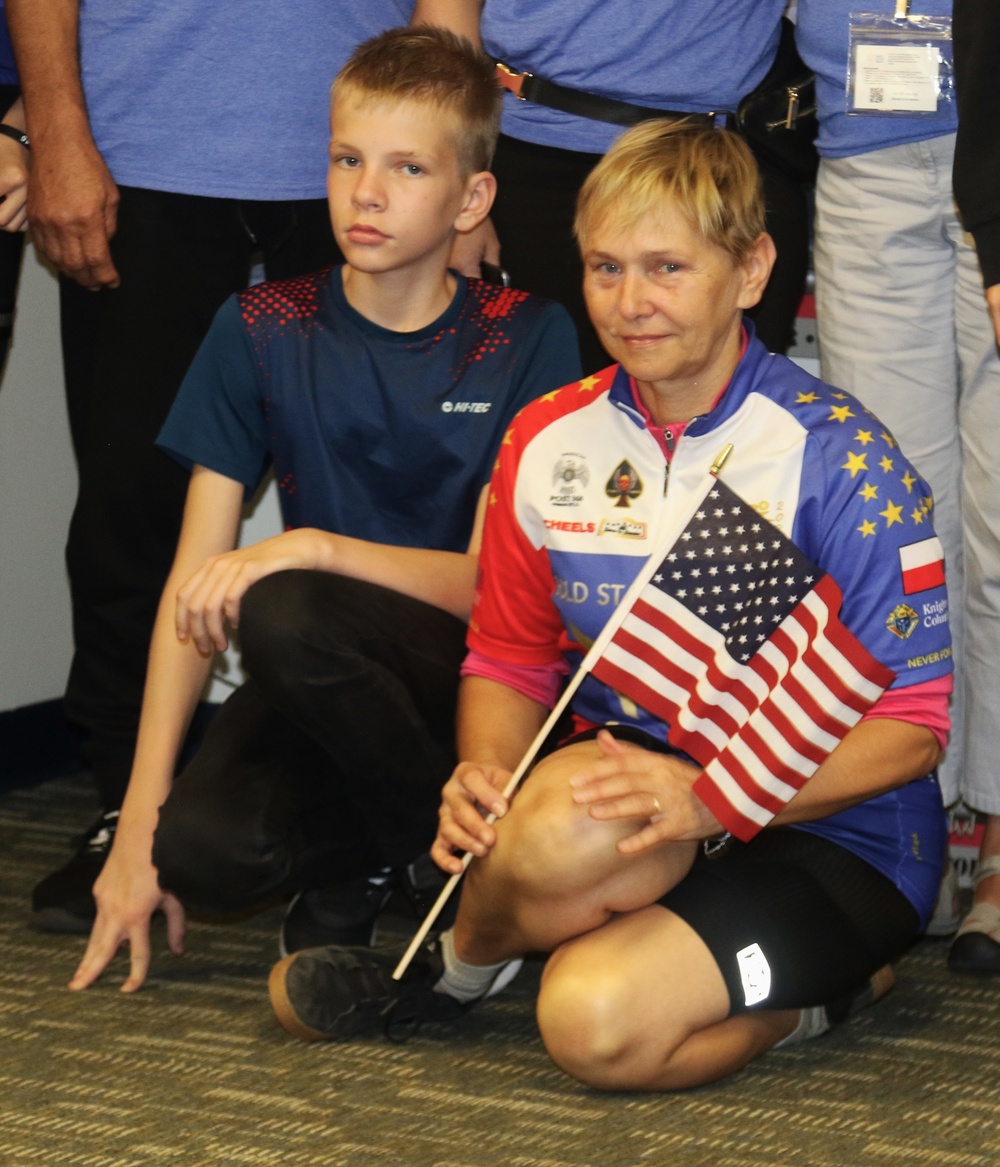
[153,787,287,915]
[239,570,315,668]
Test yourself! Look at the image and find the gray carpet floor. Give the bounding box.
[2,773,999,1167]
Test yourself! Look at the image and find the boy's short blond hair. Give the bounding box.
[575,120,765,264]
[333,27,501,175]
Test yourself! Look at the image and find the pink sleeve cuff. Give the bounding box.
[460,648,569,708]
[860,674,953,751]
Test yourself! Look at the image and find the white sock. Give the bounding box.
[774,1005,831,1048]
[434,928,521,1003]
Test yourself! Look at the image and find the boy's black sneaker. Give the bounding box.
[278,868,397,957]
[269,938,467,1043]
[30,809,119,934]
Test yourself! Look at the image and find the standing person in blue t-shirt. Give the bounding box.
[8,0,413,936]
[413,0,812,369]
[795,1,1000,971]
[64,27,580,994]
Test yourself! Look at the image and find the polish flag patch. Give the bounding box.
[899,537,945,595]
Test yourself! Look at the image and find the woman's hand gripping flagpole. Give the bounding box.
[390,446,735,982]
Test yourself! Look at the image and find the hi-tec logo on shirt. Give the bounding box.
[605,459,643,508]
[550,453,589,508]
[441,401,492,413]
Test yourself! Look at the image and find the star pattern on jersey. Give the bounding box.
[654,487,820,663]
[793,381,934,541]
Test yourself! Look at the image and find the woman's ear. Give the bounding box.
[737,232,778,310]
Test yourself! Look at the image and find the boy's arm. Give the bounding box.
[6,0,120,286]
[179,484,492,655]
[69,467,245,993]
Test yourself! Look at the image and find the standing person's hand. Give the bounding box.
[0,129,29,231]
[28,129,120,288]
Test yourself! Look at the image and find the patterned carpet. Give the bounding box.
[1,773,999,1167]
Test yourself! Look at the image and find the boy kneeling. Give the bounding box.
[69,27,579,994]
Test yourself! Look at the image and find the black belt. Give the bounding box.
[495,62,733,130]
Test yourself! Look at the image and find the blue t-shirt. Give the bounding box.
[796,0,957,157]
[78,1,412,198]
[158,268,581,553]
[481,0,787,154]
[0,2,16,87]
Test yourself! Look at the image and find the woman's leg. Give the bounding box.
[452,738,698,966]
[538,905,798,1091]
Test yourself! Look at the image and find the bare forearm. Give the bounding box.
[7,0,88,142]
[411,0,484,47]
[773,718,941,827]
[118,582,216,842]
[457,675,549,772]
[310,529,480,619]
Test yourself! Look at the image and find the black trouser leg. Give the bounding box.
[153,572,467,912]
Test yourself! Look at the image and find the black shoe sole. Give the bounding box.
[269,955,352,1042]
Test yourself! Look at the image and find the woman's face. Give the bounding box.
[581,205,769,420]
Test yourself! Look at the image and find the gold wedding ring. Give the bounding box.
[650,796,663,816]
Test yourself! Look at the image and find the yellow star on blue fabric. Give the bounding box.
[842,450,868,478]
[879,500,904,527]
[858,519,877,538]
[829,404,855,423]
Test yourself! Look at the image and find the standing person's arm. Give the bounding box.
[953,0,1000,344]
[69,468,245,992]
[411,0,484,48]
[6,0,120,287]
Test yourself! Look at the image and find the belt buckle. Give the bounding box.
[495,61,531,101]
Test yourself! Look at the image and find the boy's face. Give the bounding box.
[327,92,477,278]
[581,203,768,410]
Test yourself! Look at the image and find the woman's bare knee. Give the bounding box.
[538,947,679,1090]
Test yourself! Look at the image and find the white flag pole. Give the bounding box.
[391,448,733,981]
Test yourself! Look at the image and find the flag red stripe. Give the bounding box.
[903,560,945,596]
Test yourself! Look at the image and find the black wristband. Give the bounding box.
[0,124,29,151]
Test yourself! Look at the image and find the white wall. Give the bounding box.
[0,244,281,714]
[0,246,75,711]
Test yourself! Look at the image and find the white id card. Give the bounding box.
[847,12,954,118]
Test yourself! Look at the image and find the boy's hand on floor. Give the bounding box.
[68,840,185,993]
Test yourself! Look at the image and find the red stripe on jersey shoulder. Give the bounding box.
[495,366,619,472]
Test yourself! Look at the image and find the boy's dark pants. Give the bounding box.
[152,571,467,913]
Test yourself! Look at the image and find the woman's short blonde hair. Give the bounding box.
[574,120,765,263]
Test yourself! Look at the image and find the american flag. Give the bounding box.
[590,478,896,840]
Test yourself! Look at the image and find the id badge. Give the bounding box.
[847,8,954,118]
